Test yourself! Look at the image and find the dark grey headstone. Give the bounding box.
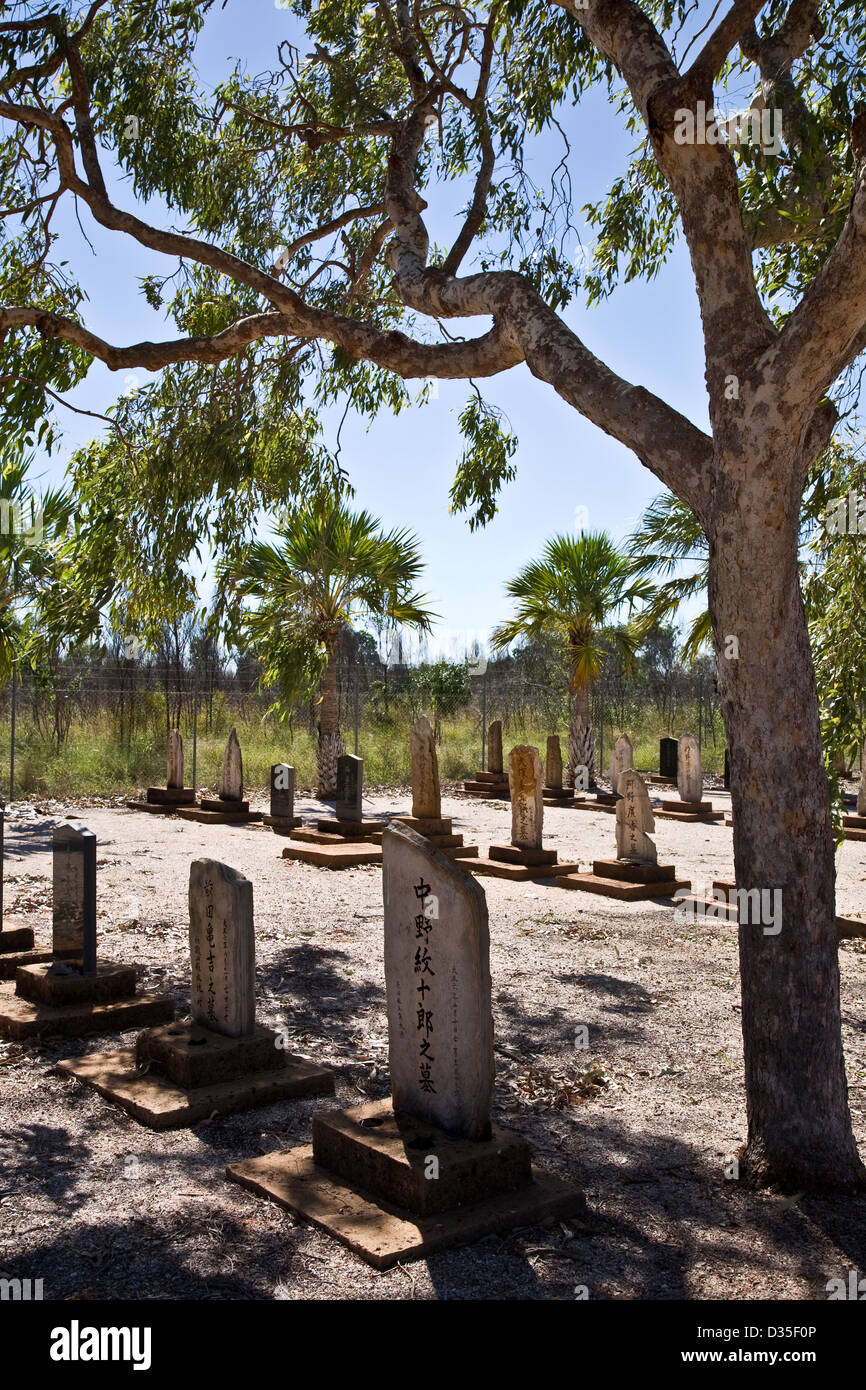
[270,763,295,820]
[52,823,97,974]
[336,754,363,822]
[659,738,678,778]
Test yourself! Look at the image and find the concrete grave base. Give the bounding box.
[0,925,52,979]
[463,772,510,801]
[15,961,136,1007]
[57,1027,335,1129]
[391,815,479,861]
[282,840,383,868]
[262,814,302,834]
[645,774,676,786]
[0,982,173,1040]
[176,806,264,825]
[694,882,866,941]
[126,786,195,814]
[573,797,617,815]
[843,815,866,841]
[227,1098,585,1270]
[556,858,688,900]
[655,799,724,823]
[468,847,582,881]
[0,924,35,953]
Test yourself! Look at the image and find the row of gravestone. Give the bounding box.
[0,806,584,1269]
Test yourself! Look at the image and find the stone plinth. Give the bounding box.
[0,980,173,1040]
[555,859,689,900]
[655,797,724,823]
[391,815,479,860]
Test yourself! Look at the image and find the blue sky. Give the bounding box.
[34,0,716,658]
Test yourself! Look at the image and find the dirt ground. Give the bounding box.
[2,780,866,1302]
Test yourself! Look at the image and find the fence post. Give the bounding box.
[192,683,199,791]
[354,660,360,756]
[698,671,703,753]
[9,666,16,804]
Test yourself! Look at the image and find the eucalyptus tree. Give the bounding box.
[1,0,865,1186]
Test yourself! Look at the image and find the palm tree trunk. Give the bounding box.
[567,685,594,787]
[317,641,344,796]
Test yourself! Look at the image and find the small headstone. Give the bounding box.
[219,727,244,802]
[677,733,702,804]
[53,823,97,973]
[545,736,563,790]
[270,764,295,820]
[188,859,254,1038]
[488,720,503,775]
[659,737,678,778]
[508,745,544,851]
[608,734,634,795]
[336,754,363,822]
[615,770,657,864]
[411,716,440,820]
[383,822,492,1140]
[167,730,184,789]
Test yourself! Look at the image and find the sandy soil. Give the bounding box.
[2,780,866,1302]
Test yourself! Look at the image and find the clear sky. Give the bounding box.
[33,0,717,658]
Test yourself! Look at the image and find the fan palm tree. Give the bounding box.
[0,447,73,682]
[492,532,654,782]
[625,492,712,664]
[221,497,435,794]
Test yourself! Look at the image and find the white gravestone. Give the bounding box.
[677,732,702,804]
[615,769,657,864]
[188,859,255,1037]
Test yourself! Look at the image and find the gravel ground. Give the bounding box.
[2,781,866,1302]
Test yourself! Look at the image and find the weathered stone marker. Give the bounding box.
[609,734,634,796]
[219,727,244,802]
[270,763,295,821]
[167,730,184,789]
[509,745,544,851]
[410,716,440,820]
[58,856,334,1124]
[53,822,97,973]
[615,769,657,864]
[335,753,363,822]
[677,732,702,804]
[659,737,678,779]
[188,858,255,1038]
[383,822,493,1140]
[487,720,503,775]
[545,735,563,788]
[227,822,585,1267]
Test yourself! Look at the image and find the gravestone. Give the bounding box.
[52,822,97,973]
[336,754,363,822]
[615,769,657,864]
[659,737,678,779]
[509,745,544,851]
[167,730,184,789]
[383,823,493,1140]
[608,734,634,796]
[219,727,244,802]
[488,720,503,776]
[188,858,255,1038]
[227,821,585,1267]
[58,857,334,1124]
[410,716,440,820]
[545,735,563,789]
[676,733,703,804]
[270,763,295,820]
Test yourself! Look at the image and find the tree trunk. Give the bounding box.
[567,685,594,788]
[317,641,344,797]
[709,478,865,1191]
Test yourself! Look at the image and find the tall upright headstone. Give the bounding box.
[677,732,703,804]
[659,737,678,779]
[219,727,244,803]
[270,763,295,820]
[383,822,493,1140]
[167,730,184,790]
[487,720,503,776]
[52,823,97,973]
[335,754,363,823]
[410,716,440,821]
[608,734,634,795]
[545,735,563,790]
[188,859,254,1038]
[508,745,544,851]
[615,769,657,864]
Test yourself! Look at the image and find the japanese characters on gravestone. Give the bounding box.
[677,732,703,804]
[509,745,544,851]
[189,858,254,1038]
[545,735,563,788]
[167,730,184,789]
[487,720,503,776]
[219,727,244,802]
[411,716,440,820]
[335,754,363,822]
[52,823,97,973]
[615,769,657,865]
[383,823,493,1140]
[608,734,634,796]
[270,763,295,820]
